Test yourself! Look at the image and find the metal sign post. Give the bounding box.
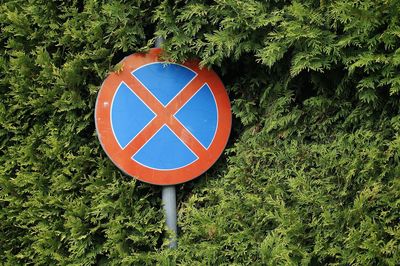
[161,185,177,248]
[155,37,178,248]
[94,37,231,251]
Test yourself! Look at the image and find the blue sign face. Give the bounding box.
[110,62,218,170]
[96,49,231,185]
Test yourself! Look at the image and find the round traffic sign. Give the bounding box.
[95,48,231,185]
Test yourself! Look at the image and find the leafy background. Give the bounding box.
[1,0,399,265]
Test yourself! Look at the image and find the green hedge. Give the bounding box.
[1,0,399,265]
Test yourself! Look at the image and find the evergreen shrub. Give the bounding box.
[1,0,399,265]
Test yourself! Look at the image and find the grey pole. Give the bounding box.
[162,185,177,248]
[155,36,178,248]
[155,36,165,49]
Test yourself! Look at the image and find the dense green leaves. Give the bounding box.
[0,1,163,265]
[1,0,400,265]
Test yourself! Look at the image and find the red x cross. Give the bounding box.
[115,69,208,160]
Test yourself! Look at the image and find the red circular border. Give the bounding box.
[95,48,231,185]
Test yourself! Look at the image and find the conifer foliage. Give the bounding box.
[1,0,400,265]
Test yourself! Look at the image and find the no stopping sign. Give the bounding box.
[95,48,231,185]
